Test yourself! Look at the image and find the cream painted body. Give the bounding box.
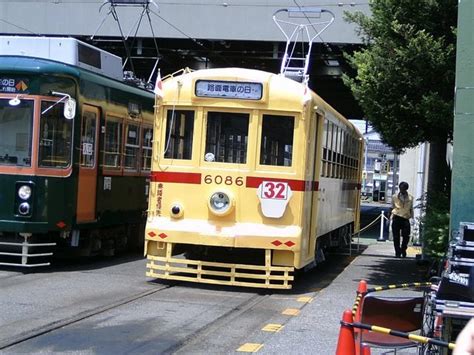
[145,68,363,287]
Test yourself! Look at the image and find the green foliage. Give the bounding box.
[343,0,457,151]
[418,191,450,260]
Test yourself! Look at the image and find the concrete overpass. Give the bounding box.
[0,0,370,118]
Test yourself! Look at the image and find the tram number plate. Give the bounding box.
[203,175,244,186]
[260,181,289,200]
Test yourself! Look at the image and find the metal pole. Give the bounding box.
[378,210,386,241]
[363,138,368,195]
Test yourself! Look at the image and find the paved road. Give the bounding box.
[0,251,354,354]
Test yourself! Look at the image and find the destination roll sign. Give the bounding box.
[195,80,263,100]
[0,78,29,93]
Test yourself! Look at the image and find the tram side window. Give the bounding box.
[104,118,122,169]
[0,99,33,167]
[141,126,153,171]
[260,115,294,167]
[205,112,249,164]
[322,120,329,177]
[38,101,72,168]
[124,124,140,171]
[164,110,194,160]
[80,111,97,168]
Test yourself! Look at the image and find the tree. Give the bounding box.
[343,0,457,193]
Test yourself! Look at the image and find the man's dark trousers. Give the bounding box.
[392,215,410,256]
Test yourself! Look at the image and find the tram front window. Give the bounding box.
[164,110,194,160]
[205,112,249,164]
[38,101,72,168]
[260,114,294,167]
[0,98,33,167]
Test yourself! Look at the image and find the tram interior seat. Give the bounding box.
[358,295,424,354]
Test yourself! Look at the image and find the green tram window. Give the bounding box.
[80,111,97,168]
[124,123,140,171]
[0,99,33,167]
[164,110,194,160]
[260,115,294,167]
[38,101,72,168]
[104,119,123,169]
[205,112,249,164]
[141,126,153,171]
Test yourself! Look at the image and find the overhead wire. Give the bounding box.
[0,18,39,35]
[147,7,233,66]
[292,0,330,49]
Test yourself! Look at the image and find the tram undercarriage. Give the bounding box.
[145,223,354,289]
[0,224,145,267]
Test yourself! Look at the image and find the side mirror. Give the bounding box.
[64,98,76,119]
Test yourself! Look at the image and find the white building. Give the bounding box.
[351,120,428,243]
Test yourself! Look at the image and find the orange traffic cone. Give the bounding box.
[361,344,371,355]
[336,309,356,355]
[354,280,368,322]
[354,280,368,355]
[357,279,367,294]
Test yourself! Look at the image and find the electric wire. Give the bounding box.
[148,7,233,66]
[0,18,39,35]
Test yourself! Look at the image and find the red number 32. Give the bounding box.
[262,182,287,199]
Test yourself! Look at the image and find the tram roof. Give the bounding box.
[0,55,154,99]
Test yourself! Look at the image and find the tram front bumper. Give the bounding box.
[144,218,299,289]
[144,217,301,251]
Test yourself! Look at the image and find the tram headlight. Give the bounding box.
[170,203,184,218]
[208,191,234,216]
[18,202,30,216]
[18,185,32,200]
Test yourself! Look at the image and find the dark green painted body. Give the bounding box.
[0,55,154,257]
[0,175,73,233]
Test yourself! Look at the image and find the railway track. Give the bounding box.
[0,252,353,354]
[0,283,174,350]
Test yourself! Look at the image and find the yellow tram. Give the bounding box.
[145,67,363,289]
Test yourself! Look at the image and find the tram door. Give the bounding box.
[76,105,99,222]
[308,113,322,258]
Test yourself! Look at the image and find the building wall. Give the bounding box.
[0,1,369,43]
[399,143,429,243]
[451,0,474,233]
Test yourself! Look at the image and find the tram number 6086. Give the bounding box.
[203,175,244,186]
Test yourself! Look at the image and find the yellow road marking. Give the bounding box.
[262,323,284,332]
[407,246,421,256]
[297,296,313,303]
[282,308,300,316]
[237,343,264,352]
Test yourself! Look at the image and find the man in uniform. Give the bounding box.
[390,181,414,258]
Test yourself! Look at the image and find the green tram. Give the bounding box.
[0,37,155,267]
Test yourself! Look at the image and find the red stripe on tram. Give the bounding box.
[150,171,202,184]
[246,176,319,192]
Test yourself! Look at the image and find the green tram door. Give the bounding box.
[76,105,99,222]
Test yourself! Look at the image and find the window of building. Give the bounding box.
[164,110,194,160]
[205,111,249,164]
